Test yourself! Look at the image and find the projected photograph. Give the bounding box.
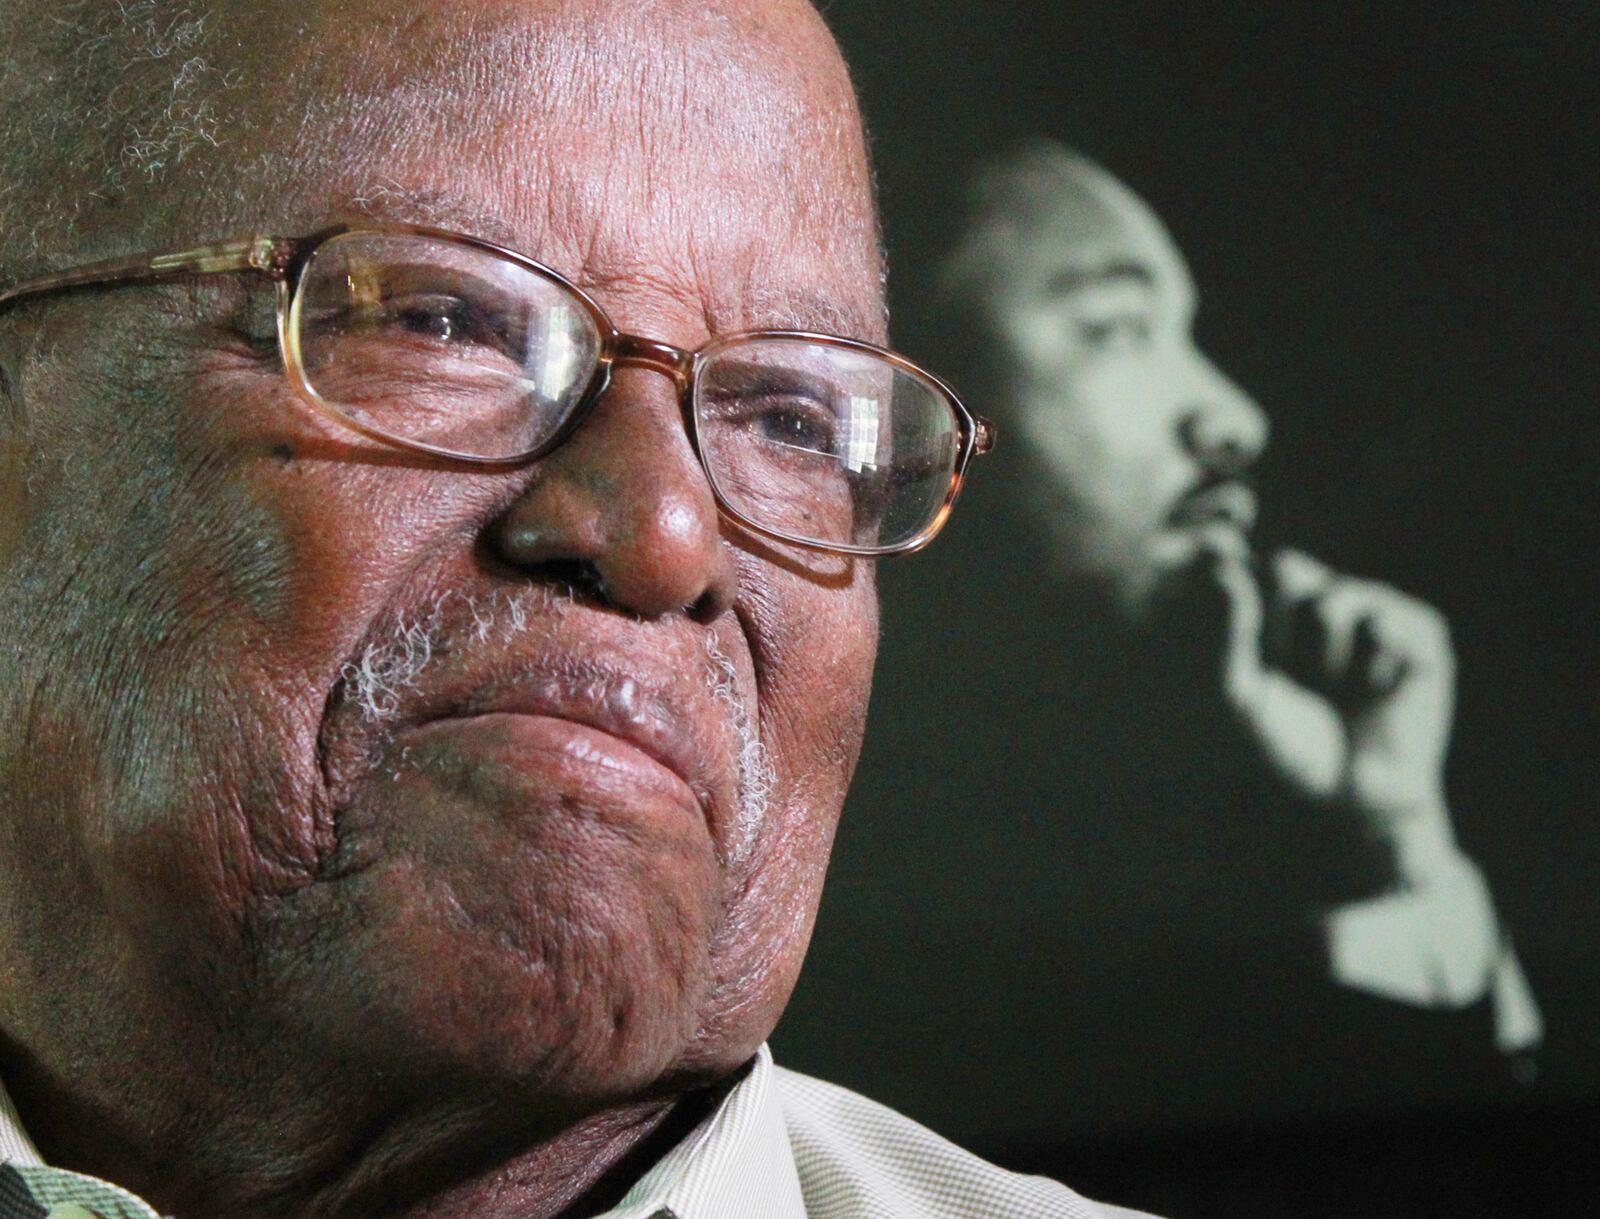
[778,6,1597,1216]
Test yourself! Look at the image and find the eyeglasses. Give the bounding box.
[0,223,993,556]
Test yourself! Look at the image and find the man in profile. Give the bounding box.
[0,5,1147,1218]
[938,140,1539,1037]
[794,139,1538,1143]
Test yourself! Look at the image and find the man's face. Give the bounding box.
[0,0,882,1165]
[978,160,1269,615]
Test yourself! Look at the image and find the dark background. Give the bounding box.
[775,4,1598,1215]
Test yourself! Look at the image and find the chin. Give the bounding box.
[308,910,716,1115]
[252,827,730,1117]
[1038,533,1163,623]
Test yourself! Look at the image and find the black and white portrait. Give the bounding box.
[781,6,1597,1215]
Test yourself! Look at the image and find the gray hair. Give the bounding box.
[339,588,776,866]
[0,1,235,280]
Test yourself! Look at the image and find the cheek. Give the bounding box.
[670,563,876,1070]
[13,387,334,900]
[177,364,508,669]
[724,563,876,906]
[746,562,877,812]
[1022,365,1186,528]
[86,376,499,913]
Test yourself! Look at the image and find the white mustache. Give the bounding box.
[337,588,774,860]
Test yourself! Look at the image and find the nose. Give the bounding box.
[1176,353,1269,478]
[487,368,737,623]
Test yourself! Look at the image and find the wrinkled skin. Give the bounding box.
[0,2,883,1216]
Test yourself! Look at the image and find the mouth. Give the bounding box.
[427,713,706,824]
[405,662,727,842]
[1166,478,1258,533]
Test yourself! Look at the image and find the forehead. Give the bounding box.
[980,157,1192,303]
[177,0,886,340]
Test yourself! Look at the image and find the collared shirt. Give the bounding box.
[0,1047,1155,1218]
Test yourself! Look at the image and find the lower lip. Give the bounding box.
[1169,489,1258,533]
[406,713,706,827]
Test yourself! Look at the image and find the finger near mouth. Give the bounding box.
[1151,519,1253,567]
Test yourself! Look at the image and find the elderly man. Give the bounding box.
[0,5,1149,1219]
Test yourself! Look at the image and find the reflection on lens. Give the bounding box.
[291,232,603,459]
[694,336,963,551]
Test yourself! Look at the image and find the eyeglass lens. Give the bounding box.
[289,231,963,551]
[694,339,962,551]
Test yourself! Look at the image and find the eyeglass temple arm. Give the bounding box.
[0,236,293,312]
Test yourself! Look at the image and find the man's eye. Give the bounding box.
[754,398,837,454]
[316,290,526,367]
[388,294,504,348]
[397,296,467,341]
[1078,313,1153,352]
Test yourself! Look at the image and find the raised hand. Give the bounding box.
[1149,537,1541,1044]
[1238,549,1456,856]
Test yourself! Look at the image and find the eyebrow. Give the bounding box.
[343,186,890,343]
[728,288,889,345]
[1044,260,1155,296]
[345,185,528,251]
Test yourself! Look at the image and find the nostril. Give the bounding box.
[1179,410,1254,477]
[538,557,609,606]
[684,584,730,625]
[1212,436,1249,476]
[1177,411,1205,458]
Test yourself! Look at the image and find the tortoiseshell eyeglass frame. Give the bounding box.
[0,222,995,556]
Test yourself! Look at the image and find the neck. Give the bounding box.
[296,1088,729,1219]
[6,1045,739,1219]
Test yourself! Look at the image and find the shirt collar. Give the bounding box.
[602,1044,807,1219]
[0,1046,805,1219]
[0,1078,41,1168]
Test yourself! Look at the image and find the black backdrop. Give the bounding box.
[774,4,1599,1216]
